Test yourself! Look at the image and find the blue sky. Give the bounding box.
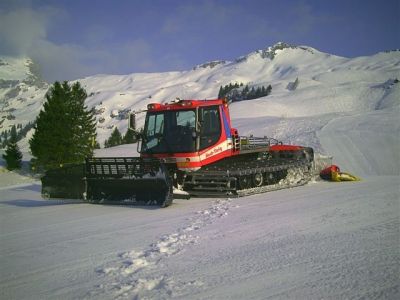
[1,0,399,81]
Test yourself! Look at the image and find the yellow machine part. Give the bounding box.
[331,171,360,182]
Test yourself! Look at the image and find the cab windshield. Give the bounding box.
[142,106,221,154]
[142,109,196,153]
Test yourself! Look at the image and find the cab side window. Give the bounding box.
[199,106,221,150]
[146,113,164,137]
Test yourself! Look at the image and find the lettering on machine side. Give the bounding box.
[205,146,223,159]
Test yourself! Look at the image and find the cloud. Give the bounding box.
[29,40,96,81]
[28,38,156,82]
[0,6,89,80]
[0,8,51,56]
[0,6,157,82]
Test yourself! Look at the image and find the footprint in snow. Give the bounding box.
[89,198,234,299]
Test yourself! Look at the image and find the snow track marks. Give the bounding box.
[88,198,234,299]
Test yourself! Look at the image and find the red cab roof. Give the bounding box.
[147,99,227,111]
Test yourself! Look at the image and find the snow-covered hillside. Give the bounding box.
[1,43,399,161]
[76,44,400,150]
[0,56,48,141]
[0,43,399,300]
[80,43,399,177]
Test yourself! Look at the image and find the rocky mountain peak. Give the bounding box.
[235,42,316,63]
[193,60,228,70]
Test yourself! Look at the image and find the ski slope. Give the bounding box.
[1,44,399,299]
[0,174,398,299]
[1,102,399,299]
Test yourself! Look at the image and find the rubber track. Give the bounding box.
[236,166,312,197]
[183,158,313,198]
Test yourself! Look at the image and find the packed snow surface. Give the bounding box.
[0,175,398,299]
[1,105,399,299]
[1,44,399,299]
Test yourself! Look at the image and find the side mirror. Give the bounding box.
[136,132,143,141]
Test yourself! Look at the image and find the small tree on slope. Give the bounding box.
[104,127,123,148]
[3,125,22,170]
[123,128,137,144]
[29,81,97,169]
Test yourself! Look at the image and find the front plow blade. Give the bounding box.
[85,157,173,207]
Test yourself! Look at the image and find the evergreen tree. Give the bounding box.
[104,127,123,148]
[255,87,261,98]
[123,128,137,144]
[218,86,223,98]
[241,85,249,98]
[29,81,97,169]
[266,84,272,95]
[249,87,256,99]
[94,141,101,149]
[2,125,22,170]
[16,121,35,141]
[1,131,7,148]
[10,125,17,141]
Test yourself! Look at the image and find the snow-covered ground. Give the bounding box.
[1,44,399,299]
[0,174,398,299]
[1,105,399,299]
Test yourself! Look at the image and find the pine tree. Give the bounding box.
[218,86,223,98]
[241,85,249,99]
[2,125,22,170]
[266,84,272,95]
[29,81,97,169]
[255,87,261,98]
[261,86,266,96]
[68,82,97,160]
[104,127,123,148]
[123,128,137,144]
[249,87,256,99]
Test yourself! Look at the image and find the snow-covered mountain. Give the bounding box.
[0,56,48,145]
[1,43,399,300]
[1,43,399,175]
[79,43,399,146]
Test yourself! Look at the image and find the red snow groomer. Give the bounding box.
[42,99,315,207]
